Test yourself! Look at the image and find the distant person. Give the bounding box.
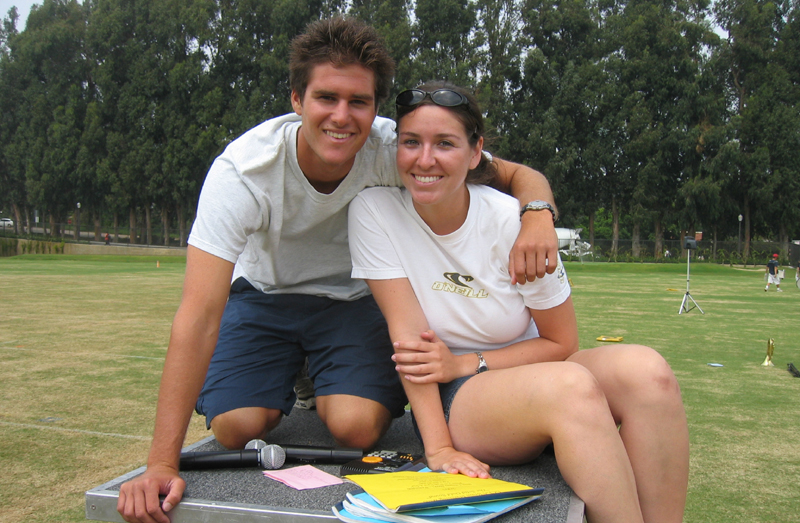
[104,233,110,245]
[765,254,781,292]
[349,81,688,523]
[117,17,560,523]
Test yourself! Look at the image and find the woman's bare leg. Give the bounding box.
[447,362,643,523]
[569,345,689,523]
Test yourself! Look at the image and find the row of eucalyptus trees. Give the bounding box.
[1,0,799,256]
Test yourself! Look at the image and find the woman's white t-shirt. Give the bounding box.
[348,184,571,354]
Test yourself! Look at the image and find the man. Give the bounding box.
[765,253,781,292]
[118,17,559,523]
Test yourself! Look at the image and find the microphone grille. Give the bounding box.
[244,439,267,450]
[260,444,286,469]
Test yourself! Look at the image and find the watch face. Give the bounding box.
[521,201,556,221]
[526,201,550,211]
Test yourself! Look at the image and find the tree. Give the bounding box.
[713,0,785,259]
[410,0,479,87]
[613,0,715,258]
[7,0,89,237]
[513,0,608,241]
[349,0,413,115]
[473,0,523,149]
[0,6,24,233]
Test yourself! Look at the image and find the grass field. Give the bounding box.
[1,255,799,522]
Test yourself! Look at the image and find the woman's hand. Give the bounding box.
[392,330,465,384]
[426,447,491,478]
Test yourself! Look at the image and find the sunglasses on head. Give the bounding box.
[396,88,470,108]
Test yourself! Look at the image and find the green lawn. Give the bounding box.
[0,256,798,522]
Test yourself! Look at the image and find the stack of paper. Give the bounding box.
[332,470,544,523]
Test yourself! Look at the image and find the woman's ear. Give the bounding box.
[469,136,485,170]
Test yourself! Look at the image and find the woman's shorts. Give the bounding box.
[411,374,474,441]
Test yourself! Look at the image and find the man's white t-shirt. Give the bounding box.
[348,184,571,354]
[188,113,402,301]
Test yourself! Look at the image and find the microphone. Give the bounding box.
[178,440,363,471]
[278,443,363,464]
[179,441,286,470]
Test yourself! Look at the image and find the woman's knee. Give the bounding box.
[537,362,609,413]
[618,345,682,399]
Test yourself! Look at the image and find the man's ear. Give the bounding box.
[291,90,303,115]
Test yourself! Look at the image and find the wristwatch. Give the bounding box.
[520,200,557,222]
[475,352,488,374]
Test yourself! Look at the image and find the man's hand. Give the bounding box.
[117,465,186,523]
[392,330,462,384]
[510,210,559,284]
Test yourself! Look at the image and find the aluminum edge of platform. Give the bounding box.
[86,436,337,523]
[86,436,585,523]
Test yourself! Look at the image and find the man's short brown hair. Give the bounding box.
[289,17,395,106]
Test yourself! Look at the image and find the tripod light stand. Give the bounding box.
[679,238,703,315]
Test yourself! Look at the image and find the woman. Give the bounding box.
[347,81,688,523]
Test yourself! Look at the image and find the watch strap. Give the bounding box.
[520,200,557,222]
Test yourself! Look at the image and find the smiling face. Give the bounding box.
[291,62,378,193]
[396,105,483,233]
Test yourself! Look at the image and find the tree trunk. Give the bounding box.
[94,212,102,241]
[178,202,186,247]
[9,203,22,235]
[129,207,137,245]
[611,196,620,259]
[632,222,641,258]
[50,214,59,238]
[162,206,169,246]
[145,205,152,245]
[113,213,119,243]
[712,227,717,262]
[743,195,751,264]
[19,205,30,235]
[654,218,664,259]
[74,208,81,240]
[588,211,595,248]
[779,222,789,260]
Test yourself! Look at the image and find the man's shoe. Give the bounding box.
[788,363,800,378]
[294,362,316,410]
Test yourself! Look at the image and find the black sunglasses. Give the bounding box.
[396,89,470,108]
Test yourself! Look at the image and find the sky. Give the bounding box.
[1,0,43,31]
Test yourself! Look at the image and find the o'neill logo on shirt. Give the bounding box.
[432,272,489,298]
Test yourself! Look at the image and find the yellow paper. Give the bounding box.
[345,471,537,512]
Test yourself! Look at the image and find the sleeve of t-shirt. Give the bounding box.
[371,116,403,187]
[348,191,407,280]
[518,257,572,310]
[188,155,264,264]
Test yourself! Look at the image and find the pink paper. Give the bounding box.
[263,465,343,490]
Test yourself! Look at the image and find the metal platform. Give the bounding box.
[86,409,584,522]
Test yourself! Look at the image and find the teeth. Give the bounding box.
[326,131,349,139]
[415,175,440,183]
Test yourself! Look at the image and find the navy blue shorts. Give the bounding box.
[195,278,407,427]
